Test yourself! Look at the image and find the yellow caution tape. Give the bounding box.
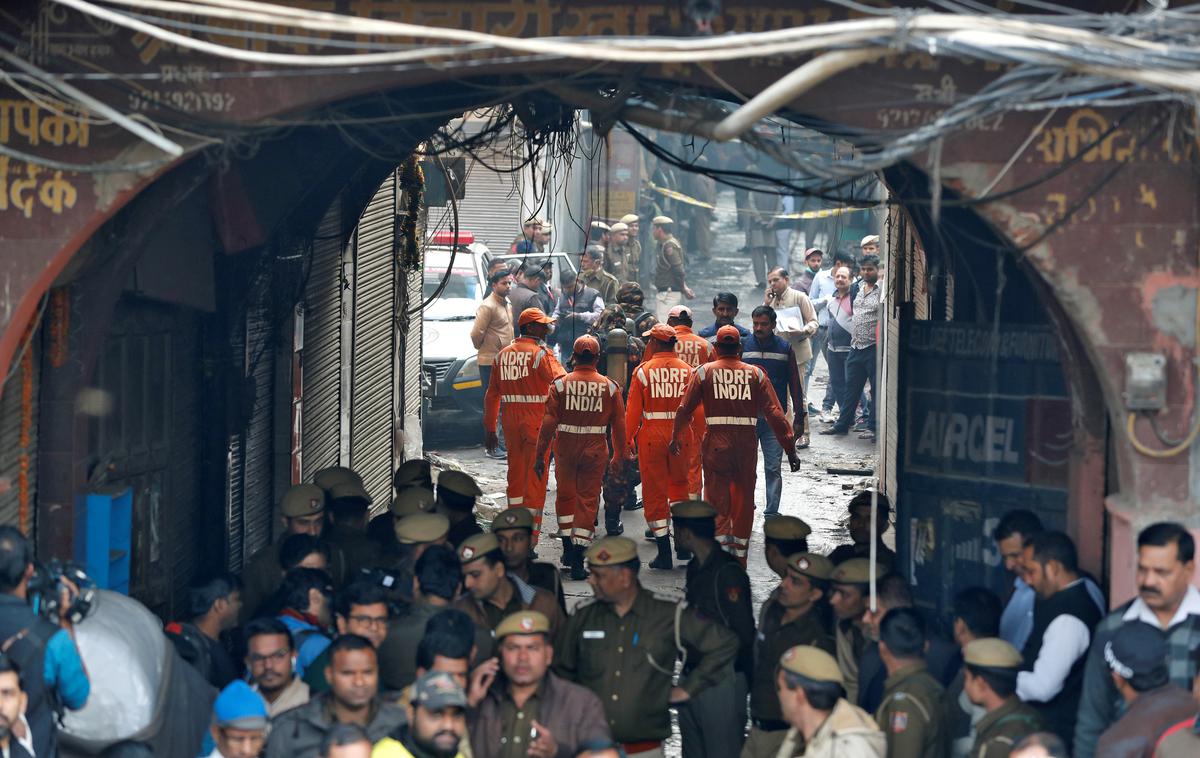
[774,206,874,220]
[644,181,715,210]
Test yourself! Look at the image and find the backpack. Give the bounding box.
[164,621,213,685]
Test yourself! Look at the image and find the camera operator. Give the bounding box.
[0,526,89,758]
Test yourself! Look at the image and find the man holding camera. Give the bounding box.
[0,526,90,758]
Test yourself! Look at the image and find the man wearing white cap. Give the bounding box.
[652,216,694,321]
[510,217,545,255]
[860,235,879,256]
[589,220,611,249]
[605,222,634,283]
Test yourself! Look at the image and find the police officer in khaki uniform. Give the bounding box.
[672,501,754,758]
[829,559,878,703]
[775,645,884,758]
[874,607,946,758]
[393,487,436,520]
[962,638,1043,758]
[241,483,341,622]
[554,536,738,758]
[491,508,566,611]
[380,511,451,611]
[453,533,563,660]
[651,217,694,322]
[581,245,620,305]
[621,214,642,282]
[394,459,434,493]
[436,471,484,548]
[744,553,835,758]
[763,517,812,579]
[470,611,611,758]
[322,478,379,582]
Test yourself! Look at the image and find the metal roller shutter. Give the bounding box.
[240,306,276,560]
[0,330,38,535]
[398,231,424,463]
[301,200,345,479]
[349,174,397,507]
[432,145,526,254]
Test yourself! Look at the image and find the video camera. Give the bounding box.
[28,560,97,625]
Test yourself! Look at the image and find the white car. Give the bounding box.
[422,232,489,420]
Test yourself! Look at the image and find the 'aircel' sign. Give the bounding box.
[902,322,1069,488]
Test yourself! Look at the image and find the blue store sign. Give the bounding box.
[899,321,1072,618]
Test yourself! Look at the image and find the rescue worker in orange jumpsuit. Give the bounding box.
[667,305,712,499]
[625,324,694,569]
[534,335,627,579]
[484,307,566,543]
[670,325,800,565]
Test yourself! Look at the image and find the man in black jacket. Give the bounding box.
[1016,531,1100,749]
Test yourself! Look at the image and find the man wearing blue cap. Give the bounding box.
[206,680,268,758]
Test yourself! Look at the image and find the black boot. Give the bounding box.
[675,542,693,561]
[559,536,572,568]
[604,506,624,536]
[569,543,589,581]
[649,536,674,569]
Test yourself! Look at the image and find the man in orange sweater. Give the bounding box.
[534,335,627,579]
[484,308,565,543]
[626,324,695,569]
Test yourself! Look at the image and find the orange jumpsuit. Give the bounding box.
[672,356,793,562]
[673,325,713,497]
[625,354,693,538]
[534,367,626,546]
[484,337,566,540]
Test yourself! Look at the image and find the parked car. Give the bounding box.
[422,232,488,425]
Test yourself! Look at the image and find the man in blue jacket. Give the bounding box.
[0,526,89,758]
[741,305,806,518]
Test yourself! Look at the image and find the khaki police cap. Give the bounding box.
[394,459,433,488]
[391,487,436,517]
[438,470,482,498]
[619,213,639,225]
[458,532,500,564]
[585,536,638,566]
[328,481,372,504]
[786,553,834,581]
[492,507,535,532]
[609,222,629,233]
[670,500,717,520]
[652,215,673,226]
[831,557,883,585]
[495,610,551,639]
[764,516,812,541]
[963,638,1023,669]
[280,483,327,518]
[779,645,843,684]
[394,513,450,545]
[313,466,363,492]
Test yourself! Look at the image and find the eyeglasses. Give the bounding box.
[247,648,290,665]
[348,614,389,628]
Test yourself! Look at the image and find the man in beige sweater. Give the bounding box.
[472,268,515,459]
[764,266,818,434]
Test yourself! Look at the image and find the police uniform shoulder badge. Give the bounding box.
[891,712,908,733]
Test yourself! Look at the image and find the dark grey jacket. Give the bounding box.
[1074,602,1200,758]
[265,693,406,758]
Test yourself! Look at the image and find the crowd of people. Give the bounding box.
[165,486,1200,758]
[0,206,1194,758]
